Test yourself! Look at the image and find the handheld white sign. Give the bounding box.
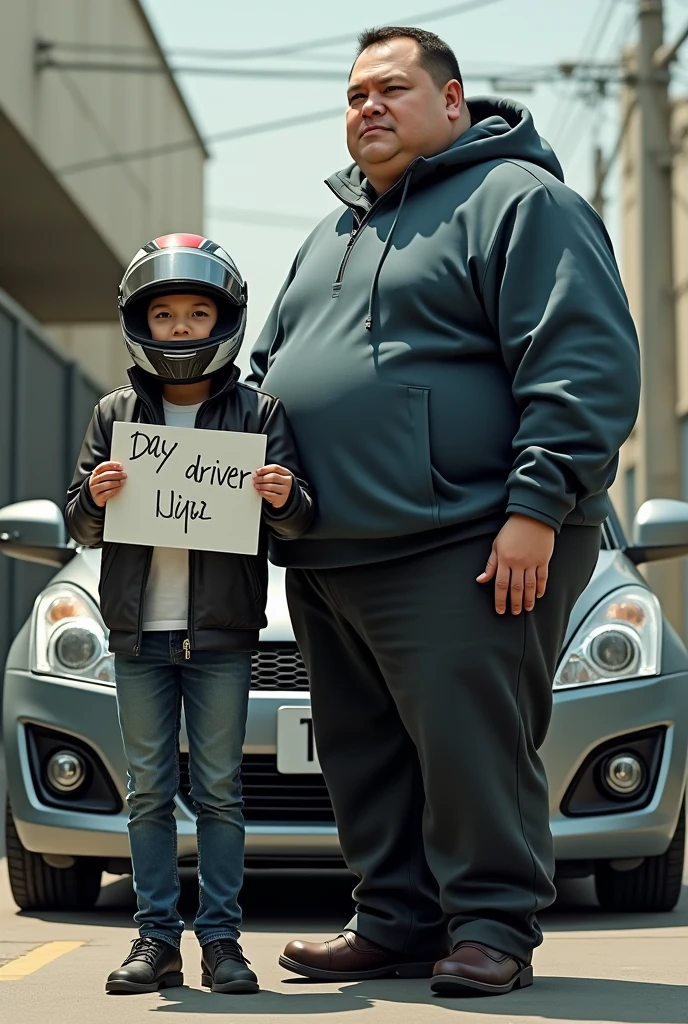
[104,421,267,555]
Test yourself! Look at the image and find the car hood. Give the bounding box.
[54,545,648,649]
[62,548,294,642]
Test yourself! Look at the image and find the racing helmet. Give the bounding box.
[118,233,247,382]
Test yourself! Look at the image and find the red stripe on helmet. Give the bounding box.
[153,233,206,249]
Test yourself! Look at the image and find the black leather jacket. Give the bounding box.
[65,365,314,655]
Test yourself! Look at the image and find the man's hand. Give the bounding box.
[477,513,555,615]
[89,461,127,508]
[253,464,294,509]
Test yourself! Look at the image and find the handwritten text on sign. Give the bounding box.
[104,421,267,555]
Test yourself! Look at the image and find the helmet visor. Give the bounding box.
[120,247,246,309]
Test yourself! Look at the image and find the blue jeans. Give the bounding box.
[114,631,251,948]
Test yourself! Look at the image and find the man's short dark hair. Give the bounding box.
[354,26,463,90]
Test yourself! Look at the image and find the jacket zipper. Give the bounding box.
[327,174,408,297]
[187,550,196,655]
[331,218,360,297]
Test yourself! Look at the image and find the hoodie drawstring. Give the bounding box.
[365,172,412,331]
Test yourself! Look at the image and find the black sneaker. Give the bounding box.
[201,939,259,994]
[106,937,183,994]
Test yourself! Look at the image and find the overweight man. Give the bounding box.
[247,25,640,997]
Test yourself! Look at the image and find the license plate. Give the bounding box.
[277,706,321,774]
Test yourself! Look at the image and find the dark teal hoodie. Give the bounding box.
[247,97,641,569]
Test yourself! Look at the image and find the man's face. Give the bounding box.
[346,37,462,190]
[147,293,218,342]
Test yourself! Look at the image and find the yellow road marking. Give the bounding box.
[0,941,84,981]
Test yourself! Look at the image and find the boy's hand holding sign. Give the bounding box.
[97,423,293,556]
[91,453,294,510]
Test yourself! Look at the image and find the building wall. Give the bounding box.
[0,287,104,674]
[0,0,206,392]
[44,324,131,392]
[610,72,642,537]
[614,91,688,635]
[0,0,205,269]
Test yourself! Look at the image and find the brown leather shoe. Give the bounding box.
[279,931,445,981]
[430,942,533,996]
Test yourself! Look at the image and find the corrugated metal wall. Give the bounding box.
[0,287,102,670]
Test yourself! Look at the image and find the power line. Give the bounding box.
[546,0,617,153]
[585,5,640,211]
[41,60,347,80]
[39,59,539,83]
[38,0,508,63]
[171,0,509,56]
[55,61,619,176]
[56,106,343,175]
[43,54,619,85]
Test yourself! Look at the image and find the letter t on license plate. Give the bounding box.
[277,706,321,774]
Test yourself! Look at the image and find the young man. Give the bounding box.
[247,28,640,996]
[65,234,313,995]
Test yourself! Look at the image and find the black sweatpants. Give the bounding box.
[286,526,601,962]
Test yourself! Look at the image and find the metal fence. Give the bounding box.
[0,286,102,671]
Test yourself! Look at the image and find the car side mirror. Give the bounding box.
[0,500,75,568]
[626,498,688,564]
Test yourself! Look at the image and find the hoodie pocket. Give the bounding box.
[307,382,440,540]
[407,387,440,527]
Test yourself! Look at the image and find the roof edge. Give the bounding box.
[131,0,209,159]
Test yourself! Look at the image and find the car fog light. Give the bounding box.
[604,754,644,796]
[46,750,86,793]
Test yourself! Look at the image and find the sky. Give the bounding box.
[141,0,688,374]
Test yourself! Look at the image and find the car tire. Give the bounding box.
[5,800,103,911]
[594,798,685,913]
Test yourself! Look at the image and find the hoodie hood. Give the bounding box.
[326,97,565,333]
[327,96,564,204]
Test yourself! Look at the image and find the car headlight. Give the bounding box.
[31,585,115,685]
[553,586,661,690]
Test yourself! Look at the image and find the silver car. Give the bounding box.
[2,497,688,914]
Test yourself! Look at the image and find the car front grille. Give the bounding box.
[178,753,335,824]
[251,642,309,691]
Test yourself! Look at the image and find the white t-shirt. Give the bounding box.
[141,399,201,632]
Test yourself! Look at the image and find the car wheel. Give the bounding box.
[594,798,685,912]
[5,800,103,911]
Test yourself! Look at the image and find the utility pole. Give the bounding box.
[592,144,606,219]
[635,0,683,621]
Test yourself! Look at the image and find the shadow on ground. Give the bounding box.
[150,974,688,1022]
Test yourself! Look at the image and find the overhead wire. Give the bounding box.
[41,0,508,63]
[57,106,344,175]
[56,60,563,176]
[546,0,617,156]
[586,4,639,206]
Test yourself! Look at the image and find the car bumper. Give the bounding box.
[544,671,688,858]
[3,671,340,863]
[4,669,688,866]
